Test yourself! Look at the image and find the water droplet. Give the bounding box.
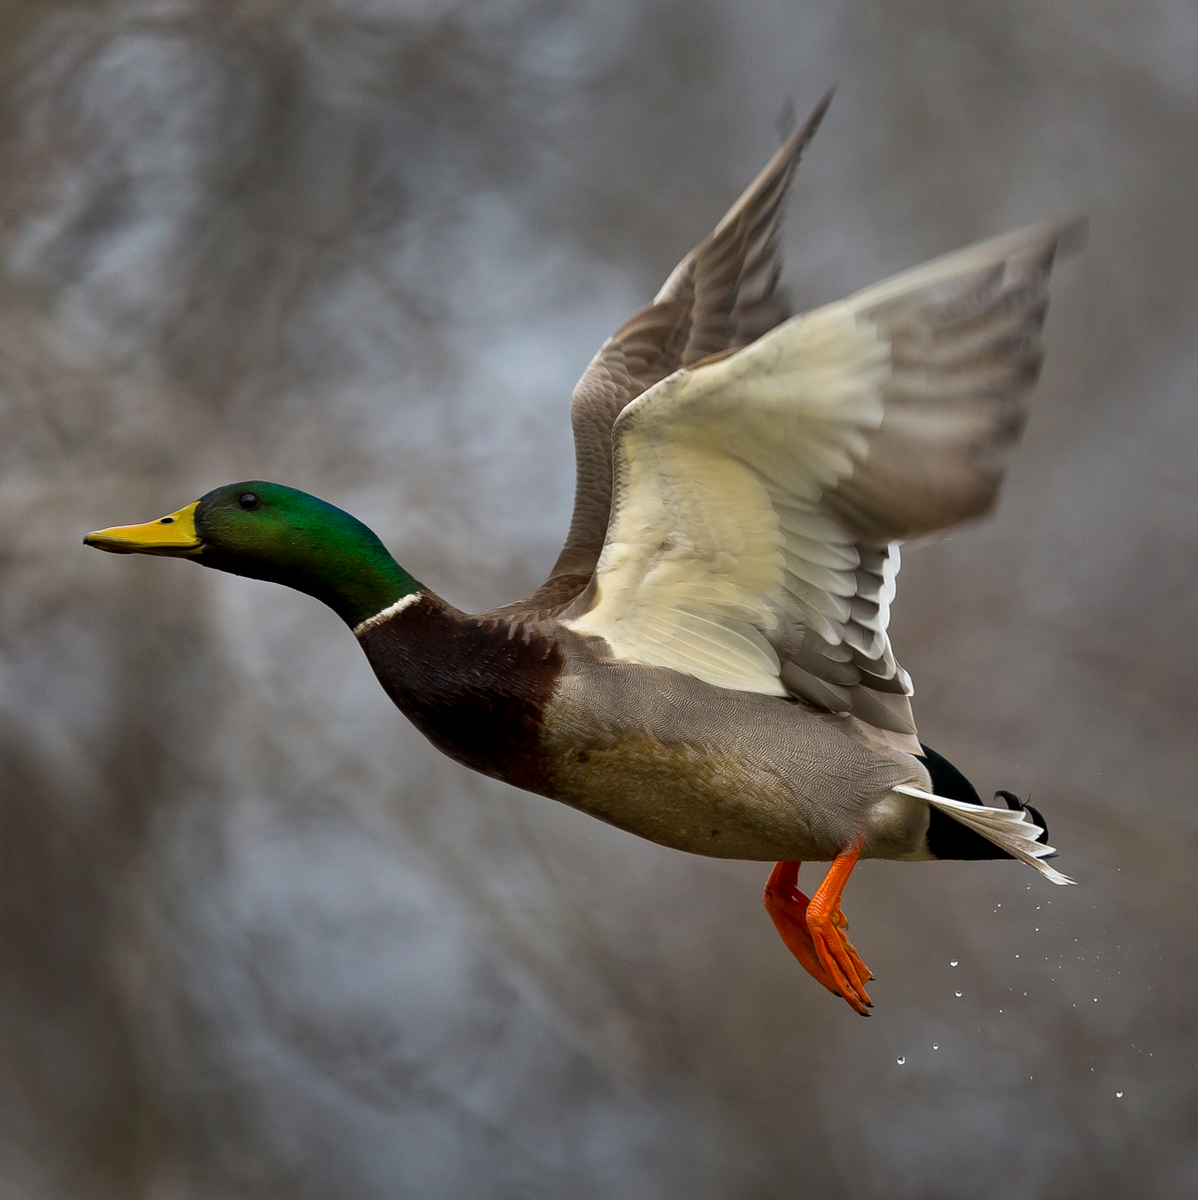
[955,991,962,997]
[932,1043,939,1050]
[1116,1091,1123,1098]
[950,960,959,967]
[896,1056,906,1065]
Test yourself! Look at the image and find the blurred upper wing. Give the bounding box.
[562,220,1084,752]
[517,91,835,611]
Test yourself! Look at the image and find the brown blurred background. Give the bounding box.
[1,2,1195,1197]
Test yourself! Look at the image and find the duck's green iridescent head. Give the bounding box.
[84,481,421,628]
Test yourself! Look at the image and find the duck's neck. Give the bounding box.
[205,528,424,629]
[319,560,424,630]
[350,588,430,636]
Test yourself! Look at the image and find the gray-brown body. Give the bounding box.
[544,651,934,862]
[359,595,935,863]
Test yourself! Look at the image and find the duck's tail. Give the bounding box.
[894,783,1074,885]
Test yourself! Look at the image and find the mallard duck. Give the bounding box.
[85,93,1081,1015]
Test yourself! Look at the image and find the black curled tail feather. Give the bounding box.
[918,744,1050,862]
[995,790,1051,847]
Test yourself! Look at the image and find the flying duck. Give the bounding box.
[85,92,1081,1014]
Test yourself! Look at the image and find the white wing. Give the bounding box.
[562,220,1083,753]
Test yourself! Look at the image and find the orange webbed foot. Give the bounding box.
[830,907,873,991]
[764,852,874,1016]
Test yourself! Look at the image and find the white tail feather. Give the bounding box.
[894,785,1075,886]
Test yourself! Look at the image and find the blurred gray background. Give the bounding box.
[1,1,1195,1197]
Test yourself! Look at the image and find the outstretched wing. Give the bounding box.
[516,90,835,612]
[561,220,1085,753]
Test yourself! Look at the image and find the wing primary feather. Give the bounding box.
[522,91,836,610]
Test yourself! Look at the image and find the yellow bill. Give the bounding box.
[84,501,203,556]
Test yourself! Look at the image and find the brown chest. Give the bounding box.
[358,601,564,794]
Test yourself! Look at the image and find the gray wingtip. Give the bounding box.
[707,88,835,244]
[771,87,835,160]
[789,85,835,153]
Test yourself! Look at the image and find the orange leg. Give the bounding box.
[763,854,874,1016]
[807,847,873,1014]
[764,862,838,993]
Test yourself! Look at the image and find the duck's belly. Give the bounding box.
[538,663,933,862]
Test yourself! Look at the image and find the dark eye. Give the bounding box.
[238,493,259,510]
